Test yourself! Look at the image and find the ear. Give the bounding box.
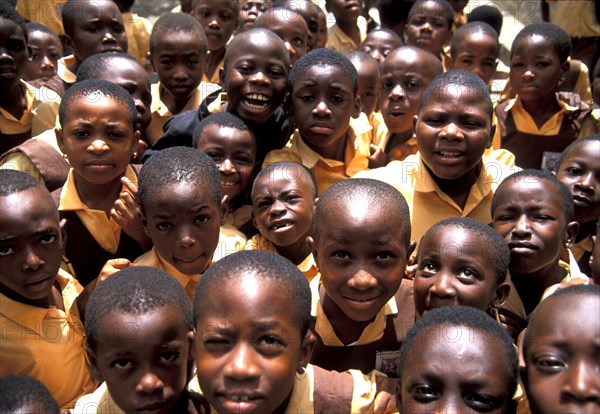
[298,330,316,371]
[187,330,196,382]
[306,236,318,264]
[564,220,579,247]
[139,208,150,238]
[487,123,496,148]
[412,115,419,139]
[395,380,402,410]
[444,51,453,70]
[220,195,229,226]
[351,94,361,119]
[62,34,75,58]
[520,365,529,394]
[55,127,66,155]
[219,66,226,88]
[493,281,511,308]
[406,240,417,261]
[84,341,103,382]
[558,60,569,86]
[251,210,258,230]
[59,218,67,253]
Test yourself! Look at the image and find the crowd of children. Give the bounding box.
[1,0,599,413]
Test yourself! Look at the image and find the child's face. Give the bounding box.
[90,308,193,414]
[221,34,288,124]
[57,95,138,187]
[492,179,575,276]
[381,50,439,134]
[308,203,414,322]
[509,35,566,103]
[415,227,508,317]
[104,58,153,137]
[353,60,379,117]
[142,182,225,276]
[448,32,498,85]
[0,17,28,90]
[556,141,600,224]
[415,84,492,181]
[524,295,600,414]
[238,0,271,33]
[192,0,237,52]
[195,275,313,414]
[196,125,256,204]
[0,188,63,305]
[66,0,127,62]
[316,9,327,49]
[151,30,205,103]
[327,0,362,22]
[290,64,360,152]
[252,168,315,248]
[258,12,308,65]
[360,31,402,64]
[404,1,451,55]
[24,30,62,83]
[286,1,319,50]
[400,324,512,413]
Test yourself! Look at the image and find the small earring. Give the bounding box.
[132,152,138,160]
[563,241,572,248]
[62,153,68,159]
[488,306,500,323]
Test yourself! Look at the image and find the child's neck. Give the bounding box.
[336,18,361,46]
[160,85,193,115]
[0,82,27,120]
[1,280,64,310]
[68,59,81,78]
[426,162,482,210]
[512,261,567,315]
[320,286,374,345]
[385,130,413,152]
[74,173,124,216]
[274,235,311,266]
[205,47,226,81]
[520,94,561,129]
[304,132,347,161]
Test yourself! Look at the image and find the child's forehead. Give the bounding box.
[255,167,313,190]
[195,0,236,11]
[99,307,186,337]
[422,83,487,109]
[27,30,60,45]
[155,29,204,48]
[0,188,58,223]
[147,180,218,205]
[298,63,350,83]
[411,1,448,17]
[227,34,288,62]
[76,0,121,19]
[0,17,25,38]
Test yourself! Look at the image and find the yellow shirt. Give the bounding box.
[310,275,399,347]
[122,11,152,64]
[245,234,319,282]
[546,0,600,37]
[57,54,77,86]
[203,57,224,84]
[326,15,368,53]
[213,224,247,262]
[263,127,371,196]
[58,165,138,253]
[225,204,252,229]
[0,80,60,137]
[16,0,66,35]
[0,269,97,409]
[147,81,220,144]
[133,246,201,301]
[355,153,519,246]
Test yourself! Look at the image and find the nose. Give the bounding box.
[421,21,433,32]
[313,100,332,116]
[389,84,405,101]
[433,400,461,414]
[268,199,286,216]
[249,70,270,86]
[22,246,44,272]
[134,98,146,118]
[522,67,535,80]
[173,65,190,82]
[88,139,110,154]
[371,50,384,64]
[512,215,532,238]
[561,359,600,405]
[178,226,196,248]
[348,269,378,291]
[218,158,236,175]
[40,55,55,71]
[223,343,260,381]
[430,272,456,298]
[284,41,296,62]
[101,31,117,45]
[439,122,464,141]
[574,172,596,192]
[135,371,164,394]
[208,18,221,29]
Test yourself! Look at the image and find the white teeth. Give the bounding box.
[440,151,461,157]
[220,180,237,187]
[247,93,268,101]
[272,222,293,230]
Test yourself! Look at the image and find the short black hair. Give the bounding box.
[523,284,600,358]
[0,169,43,196]
[362,27,403,46]
[345,50,380,68]
[150,12,207,56]
[408,0,454,29]
[24,22,60,39]
[557,134,600,170]
[62,0,119,38]
[450,21,499,58]
[192,112,255,150]
[59,79,137,129]
[138,146,222,212]
[194,250,312,336]
[224,28,290,71]
[0,2,27,42]
[398,306,519,397]
[467,5,503,35]
[253,161,317,199]
[376,0,413,30]
[419,70,493,118]
[511,22,571,64]
[313,178,411,245]
[275,0,320,34]
[255,6,305,30]
[0,376,59,414]
[491,169,574,222]
[417,217,510,283]
[289,48,358,95]
[77,52,140,81]
[85,266,194,350]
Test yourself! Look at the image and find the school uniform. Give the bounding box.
[0,80,60,153]
[355,153,518,247]
[309,275,415,376]
[0,269,97,410]
[225,204,253,230]
[0,127,70,192]
[122,11,152,64]
[146,81,220,145]
[202,58,224,84]
[493,95,597,169]
[52,54,78,96]
[52,166,144,286]
[213,224,247,262]
[326,15,368,53]
[245,234,319,282]
[263,126,371,196]
[189,363,394,413]
[369,111,418,162]
[16,0,66,35]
